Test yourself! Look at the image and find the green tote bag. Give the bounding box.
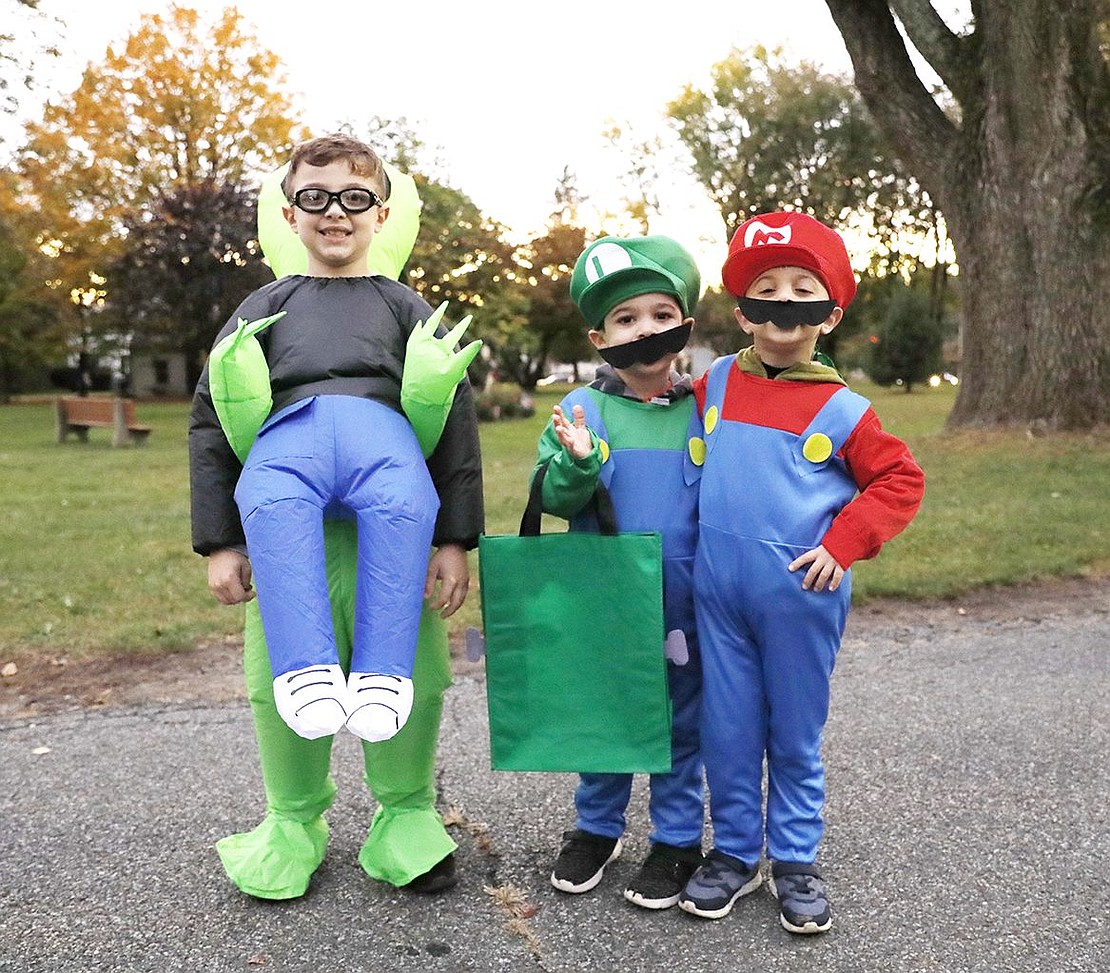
[479,463,672,773]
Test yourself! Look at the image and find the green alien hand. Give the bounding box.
[402,302,483,457]
[207,312,286,463]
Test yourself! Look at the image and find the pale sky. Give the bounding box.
[8,1,968,282]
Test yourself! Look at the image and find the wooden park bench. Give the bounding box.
[55,396,153,447]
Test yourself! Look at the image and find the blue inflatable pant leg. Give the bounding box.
[236,396,439,680]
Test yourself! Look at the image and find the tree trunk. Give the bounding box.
[825,0,1110,429]
[948,149,1110,428]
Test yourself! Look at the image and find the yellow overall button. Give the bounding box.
[803,432,833,463]
[704,405,719,435]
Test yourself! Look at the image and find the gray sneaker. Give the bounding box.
[769,862,832,934]
[677,850,763,919]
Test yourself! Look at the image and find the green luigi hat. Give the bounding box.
[570,235,701,328]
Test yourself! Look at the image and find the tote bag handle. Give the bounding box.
[519,461,619,537]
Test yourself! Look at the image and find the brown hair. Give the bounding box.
[281,133,388,199]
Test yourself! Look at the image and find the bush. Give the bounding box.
[474,382,536,422]
[869,289,946,391]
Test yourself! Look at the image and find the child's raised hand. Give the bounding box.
[552,404,593,459]
[788,544,846,592]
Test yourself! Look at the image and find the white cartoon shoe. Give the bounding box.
[272,664,348,739]
[344,673,414,742]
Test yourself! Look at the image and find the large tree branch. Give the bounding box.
[887,0,970,98]
[824,0,961,195]
[1069,7,1110,177]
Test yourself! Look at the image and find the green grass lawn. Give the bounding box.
[1,385,1107,658]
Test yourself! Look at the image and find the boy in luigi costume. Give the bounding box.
[533,234,706,910]
[677,211,924,933]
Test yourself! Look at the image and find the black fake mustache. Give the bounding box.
[597,323,693,369]
[738,298,836,328]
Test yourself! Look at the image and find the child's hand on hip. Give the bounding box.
[788,545,845,592]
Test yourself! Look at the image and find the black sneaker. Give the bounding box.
[403,853,458,894]
[550,830,622,894]
[623,843,703,910]
[677,849,762,919]
[769,861,832,934]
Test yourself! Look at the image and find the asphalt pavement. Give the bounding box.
[2,594,1107,973]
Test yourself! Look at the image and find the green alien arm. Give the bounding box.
[402,302,483,458]
[207,312,286,463]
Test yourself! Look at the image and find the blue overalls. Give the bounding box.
[560,387,704,849]
[692,356,869,865]
[234,394,439,682]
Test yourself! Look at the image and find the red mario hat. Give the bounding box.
[721,212,857,309]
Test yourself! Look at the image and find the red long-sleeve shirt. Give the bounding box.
[693,353,924,568]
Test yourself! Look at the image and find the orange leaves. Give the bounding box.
[13,5,306,334]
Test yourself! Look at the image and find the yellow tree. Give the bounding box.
[0,167,61,399]
[16,4,306,374]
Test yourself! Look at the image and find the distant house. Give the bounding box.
[128,350,189,398]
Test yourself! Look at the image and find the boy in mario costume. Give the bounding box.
[677,212,924,933]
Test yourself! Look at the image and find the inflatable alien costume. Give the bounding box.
[190,161,481,897]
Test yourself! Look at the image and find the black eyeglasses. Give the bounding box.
[291,187,383,214]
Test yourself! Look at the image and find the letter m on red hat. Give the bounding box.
[722,211,856,309]
[744,220,793,248]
